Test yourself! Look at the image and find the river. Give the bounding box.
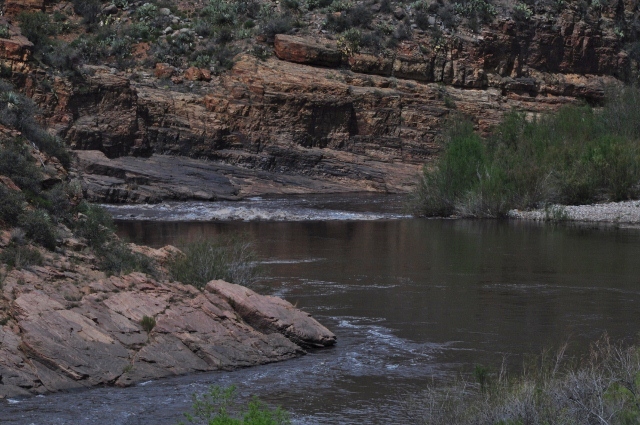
[4,194,640,424]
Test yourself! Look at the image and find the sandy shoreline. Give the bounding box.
[508,200,640,225]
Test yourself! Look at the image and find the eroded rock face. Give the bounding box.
[274,35,343,68]
[7,2,635,202]
[0,255,334,398]
[0,17,33,66]
[56,54,614,203]
[3,0,45,17]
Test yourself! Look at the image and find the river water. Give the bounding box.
[4,195,640,424]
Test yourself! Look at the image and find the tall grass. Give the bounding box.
[169,236,259,289]
[403,336,640,425]
[411,87,640,217]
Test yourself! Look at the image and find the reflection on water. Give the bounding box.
[5,214,640,424]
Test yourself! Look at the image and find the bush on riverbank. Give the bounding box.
[403,336,640,425]
[181,385,291,425]
[169,236,259,289]
[411,86,640,217]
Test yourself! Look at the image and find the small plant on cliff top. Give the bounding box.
[512,2,533,21]
[180,385,291,425]
[140,315,156,333]
[0,25,10,39]
[169,236,259,290]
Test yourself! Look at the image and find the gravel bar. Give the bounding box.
[508,200,640,224]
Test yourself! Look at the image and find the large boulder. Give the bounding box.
[274,34,342,68]
[207,280,337,348]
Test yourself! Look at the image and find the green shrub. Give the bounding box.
[453,0,497,23]
[136,3,158,20]
[411,87,640,217]
[20,209,57,250]
[17,11,56,47]
[202,0,238,26]
[97,240,156,277]
[0,25,9,39]
[169,236,259,289]
[512,2,533,21]
[325,5,373,33]
[337,28,362,55]
[140,315,156,333]
[181,385,291,425]
[281,0,300,11]
[250,45,271,61]
[0,244,44,269]
[415,10,431,30]
[0,142,41,197]
[122,22,154,42]
[73,202,115,248]
[0,186,25,227]
[0,89,72,167]
[72,0,102,26]
[71,203,156,276]
[305,0,334,10]
[261,15,293,42]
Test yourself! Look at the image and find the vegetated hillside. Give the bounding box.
[0,86,336,399]
[0,0,639,201]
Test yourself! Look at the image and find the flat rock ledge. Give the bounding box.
[0,272,335,399]
[508,200,640,225]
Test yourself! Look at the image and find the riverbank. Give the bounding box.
[0,234,335,399]
[508,200,640,226]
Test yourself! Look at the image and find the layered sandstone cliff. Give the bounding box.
[0,0,637,201]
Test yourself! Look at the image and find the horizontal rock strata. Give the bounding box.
[1,1,636,201]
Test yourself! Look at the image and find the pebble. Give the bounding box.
[508,200,640,224]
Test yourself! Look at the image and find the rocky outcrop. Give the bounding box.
[77,149,416,203]
[63,66,148,158]
[0,244,335,398]
[0,17,33,66]
[3,1,635,202]
[51,53,613,203]
[207,280,337,348]
[274,35,342,68]
[3,0,45,16]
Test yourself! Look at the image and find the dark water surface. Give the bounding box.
[5,198,640,424]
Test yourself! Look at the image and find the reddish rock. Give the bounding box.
[274,34,342,68]
[0,35,33,62]
[4,0,45,16]
[0,246,334,398]
[207,280,337,348]
[184,66,211,81]
[154,62,175,79]
[13,6,637,202]
[0,176,20,191]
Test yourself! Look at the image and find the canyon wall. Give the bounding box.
[0,0,637,201]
